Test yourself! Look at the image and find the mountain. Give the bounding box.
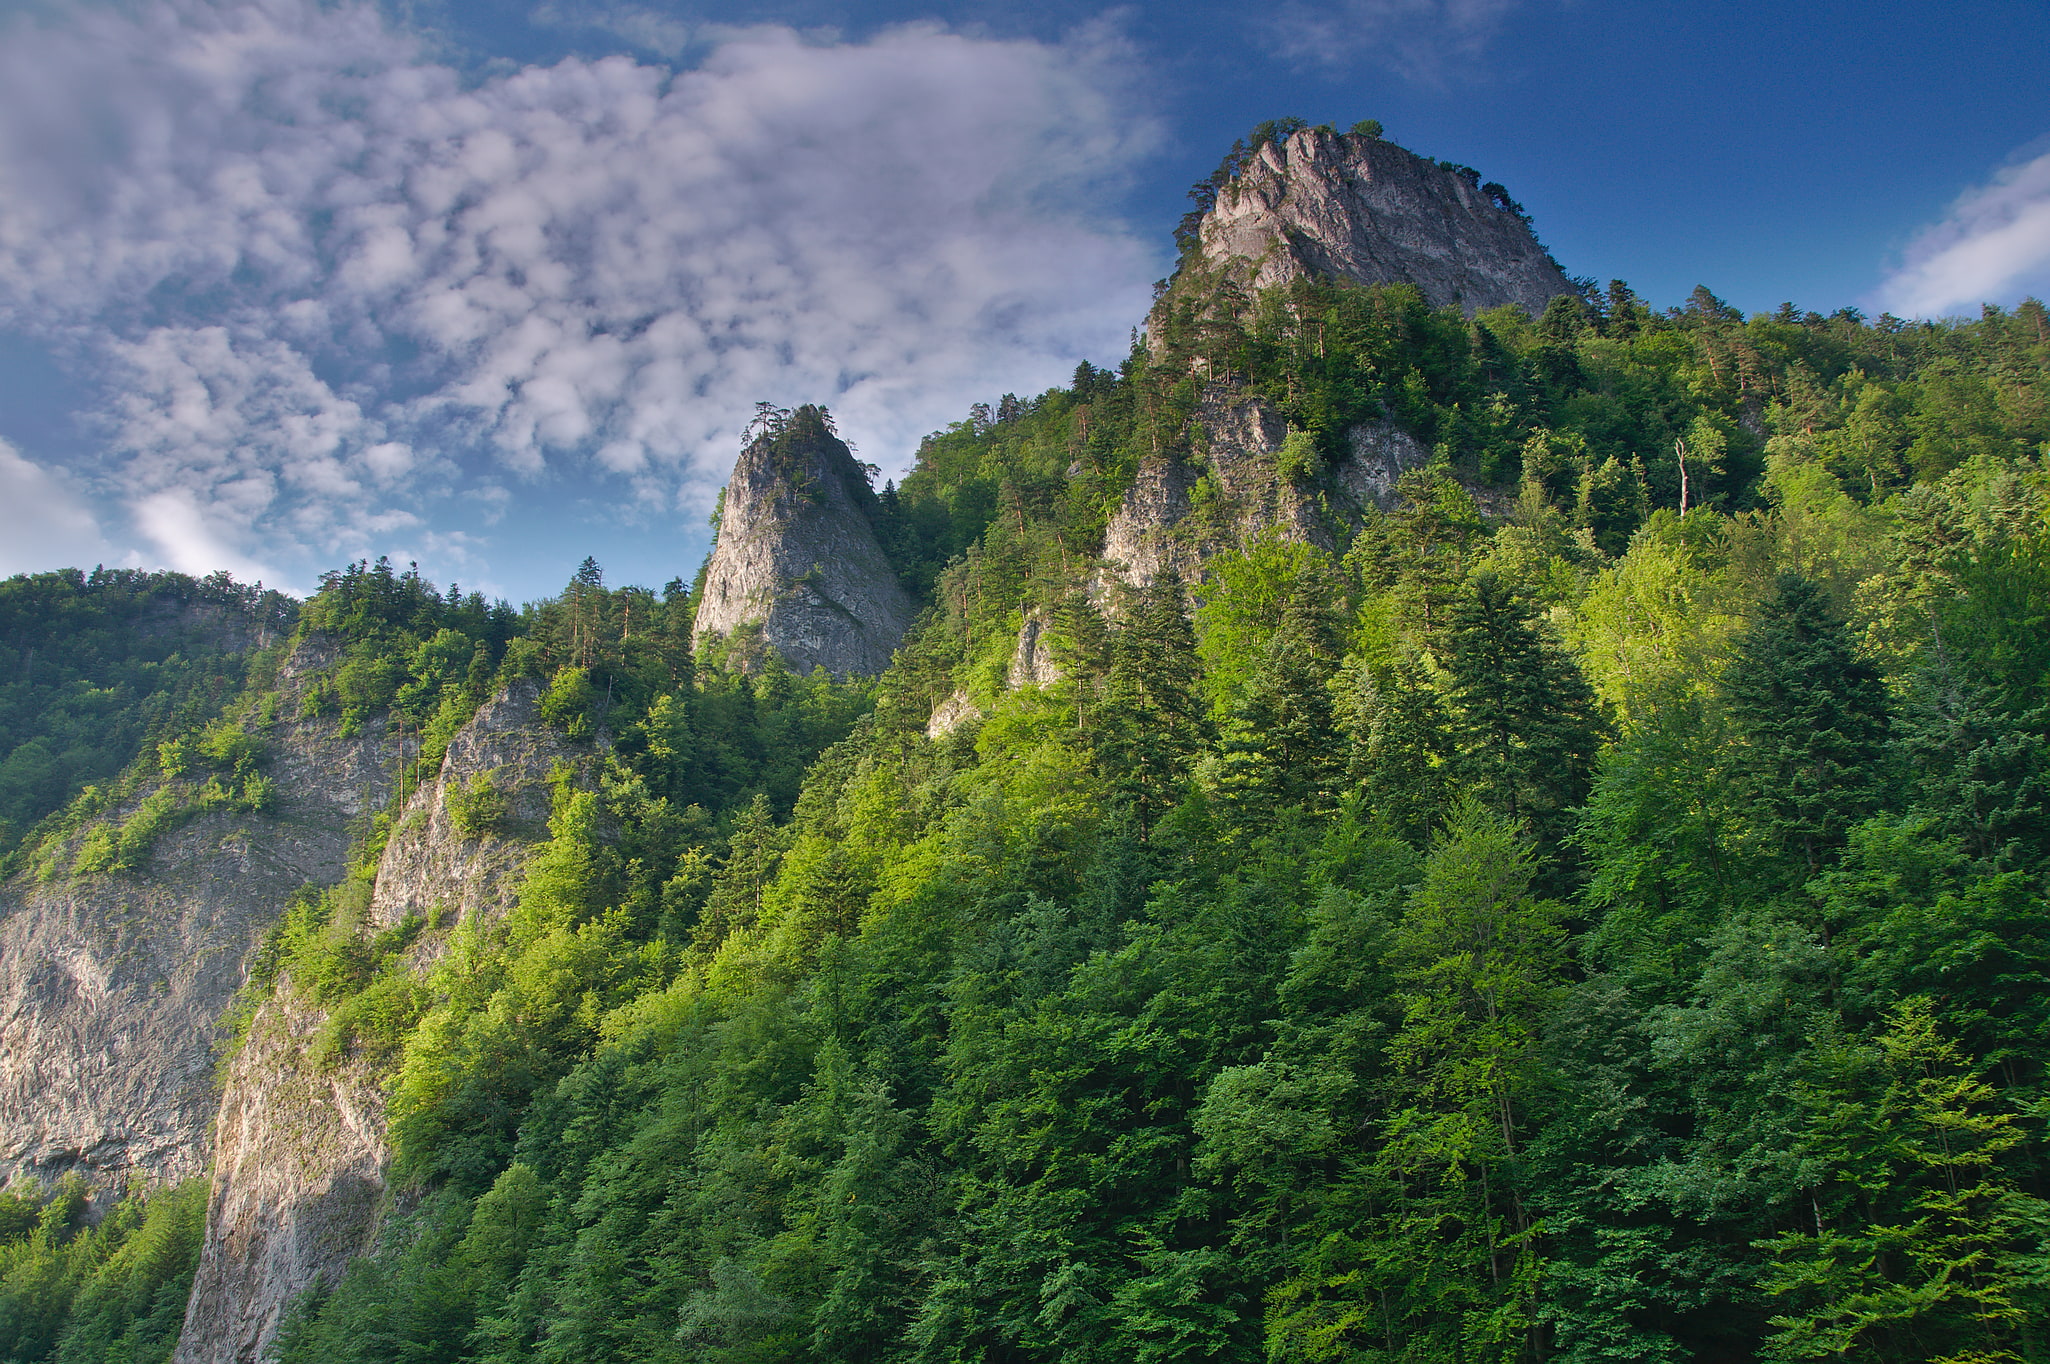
[0,126,2046,1364]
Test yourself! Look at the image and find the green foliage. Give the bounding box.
[445,768,511,838]
[21,261,2048,1362]
[0,1176,206,1364]
[0,568,292,866]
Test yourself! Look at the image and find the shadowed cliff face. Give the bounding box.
[692,407,914,678]
[0,638,394,1195]
[1178,126,1576,318]
[1097,389,1431,592]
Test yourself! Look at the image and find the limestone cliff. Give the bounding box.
[1097,388,1430,591]
[174,679,578,1364]
[0,638,394,1193]
[693,406,914,678]
[1169,125,1576,321]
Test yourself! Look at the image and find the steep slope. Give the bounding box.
[174,677,581,1364]
[1175,124,1577,318]
[693,405,914,677]
[0,637,394,1193]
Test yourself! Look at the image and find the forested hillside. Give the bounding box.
[263,285,2047,1361]
[0,570,296,862]
[4,262,2049,1361]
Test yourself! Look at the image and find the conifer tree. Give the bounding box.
[1096,573,1208,831]
[1440,570,1604,853]
[1211,561,1345,830]
[1720,574,1890,874]
[1339,652,1452,844]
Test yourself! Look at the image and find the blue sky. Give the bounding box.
[0,0,2045,604]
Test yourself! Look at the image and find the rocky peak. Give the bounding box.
[1169,125,1577,319]
[692,406,914,678]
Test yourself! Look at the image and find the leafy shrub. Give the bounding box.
[445,770,509,839]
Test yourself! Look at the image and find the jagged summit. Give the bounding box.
[1167,124,1578,319]
[692,405,913,678]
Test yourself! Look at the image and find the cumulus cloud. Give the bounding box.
[0,0,1160,584]
[0,439,116,577]
[1262,0,1521,80]
[1874,145,2050,319]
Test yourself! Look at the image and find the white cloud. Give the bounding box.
[1262,0,1521,80]
[0,439,116,577]
[1874,146,2050,319]
[0,0,1160,585]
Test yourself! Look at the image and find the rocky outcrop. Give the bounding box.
[1172,126,1576,320]
[366,678,575,935]
[169,992,387,1364]
[926,689,979,740]
[1007,612,1062,690]
[693,407,914,678]
[175,678,577,1364]
[1098,388,1430,591]
[0,639,393,1193]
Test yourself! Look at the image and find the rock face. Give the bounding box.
[1098,387,1430,590]
[364,678,575,936]
[169,992,388,1364]
[175,679,577,1364]
[0,638,393,1192]
[693,408,914,677]
[1177,126,1576,319]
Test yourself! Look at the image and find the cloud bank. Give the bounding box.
[1874,145,2050,319]
[0,0,1159,587]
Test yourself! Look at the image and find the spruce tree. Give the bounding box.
[1719,574,1890,874]
[1095,573,1208,832]
[1211,561,1346,830]
[1440,571,1604,853]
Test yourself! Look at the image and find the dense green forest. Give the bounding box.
[4,263,2049,1362]
[0,569,295,862]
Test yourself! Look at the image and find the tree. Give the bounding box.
[1759,999,2050,1363]
[1096,573,1209,832]
[1440,571,1605,857]
[1719,574,1890,875]
[1210,561,1346,831]
[1271,802,1566,1363]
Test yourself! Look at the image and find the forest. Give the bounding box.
[1,265,2047,1363]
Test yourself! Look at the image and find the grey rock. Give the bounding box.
[175,679,577,1364]
[1007,612,1062,690]
[168,992,387,1364]
[1182,126,1576,318]
[1098,386,1429,593]
[925,689,980,740]
[693,414,914,678]
[367,678,577,935]
[0,638,393,1194]
[1335,421,1435,514]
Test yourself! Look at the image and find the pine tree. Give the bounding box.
[1720,574,1890,874]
